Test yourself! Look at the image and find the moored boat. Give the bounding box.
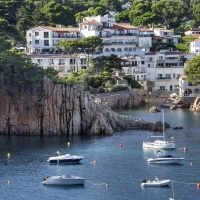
[143,109,175,149]
[47,151,83,164]
[141,177,171,187]
[147,154,184,164]
[42,174,85,185]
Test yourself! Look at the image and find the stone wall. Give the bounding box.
[189,97,200,112]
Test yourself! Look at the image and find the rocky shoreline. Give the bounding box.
[0,77,168,136]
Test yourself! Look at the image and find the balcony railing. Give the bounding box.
[156,77,171,80]
[52,36,80,38]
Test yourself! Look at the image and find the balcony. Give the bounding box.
[52,35,80,39]
[156,77,171,80]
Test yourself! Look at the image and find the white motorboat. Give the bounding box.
[141,177,171,187]
[147,154,184,164]
[47,151,83,164]
[143,109,175,149]
[42,174,85,185]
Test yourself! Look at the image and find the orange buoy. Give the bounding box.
[197,183,200,187]
[106,184,109,187]
[8,181,11,185]
[120,143,123,147]
[184,147,187,152]
[190,162,193,166]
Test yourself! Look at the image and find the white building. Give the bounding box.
[185,27,200,35]
[26,26,80,54]
[190,38,200,55]
[179,75,200,97]
[79,15,153,57]
[152,28,181,44]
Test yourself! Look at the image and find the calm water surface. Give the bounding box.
[0,105,200,200]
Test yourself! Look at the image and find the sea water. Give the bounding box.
[0,107,200,200]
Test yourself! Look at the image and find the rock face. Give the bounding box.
[148,106,161,113]
[189,97,200,112]
[94,90,146,110]
[0,77,168,136]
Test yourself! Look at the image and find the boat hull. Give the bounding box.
[48,158,83,164]
[147,158,184,164]
[143,141,175,149]
[42,175,84,185]
[141,180,171,187]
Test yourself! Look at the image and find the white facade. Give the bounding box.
[145,52,193,92]
[185,28,200,35]
[153,28,181,44]
[30,54,88,73]
[190,39,200,55]
[26,26,80,53]
[179,75,200,97]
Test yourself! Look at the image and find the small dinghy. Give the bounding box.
[47,151,83,164]
[42,174,85,185]
[141,177,171,187]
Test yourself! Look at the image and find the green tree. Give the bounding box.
[116,11,130,23]
[16,1,36,36]
[123,75,142,89]
[184,55,200,85]
[0,36,12,54]
[60,36,104,67]
[99,0,122,12]
[152,0,188,30]
[40,1,75,26]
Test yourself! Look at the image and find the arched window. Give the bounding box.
[105,48,109,52]
[117,48,122,52]
[110,48,115,52]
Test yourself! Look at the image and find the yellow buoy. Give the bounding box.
[8,181,11,185]
[106,184,109,187]
[7,153,10,158]
[190,162,193,166]
[171,136,174,140]
[67,142,70,146]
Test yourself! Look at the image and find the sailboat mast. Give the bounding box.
[162,109,165,141]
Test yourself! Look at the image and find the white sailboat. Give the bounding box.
[143,109,175,149]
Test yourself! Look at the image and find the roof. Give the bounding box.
[82,21,102,26]
[179,75,187,79]
[110,23,137,30]
[28,26,79,32]
[183,34,200,39]
[190,28,200,31]
[153,28,173,32]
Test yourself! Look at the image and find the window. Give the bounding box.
[194,88,200,93]
[129,47,132,51]
[70,59,75,64]
[44,32,49,38]
[132,47,136,51]
[166,74,171,79]
[160,86,165,90]
[81,58,86,64]
[29,41,32,44]
[117,48,122,52]
[124,47,128,51]
[35,40,39,44]
[110,48,115,52]
[141,61,145,64]
[148,64,154,68]
[159,56,163,60]
[84,26,87,29]
[35,32,39,36]
[29,33,31,36]
[44,40,49,46]
[105,48,109,52]
[173,73,176,78]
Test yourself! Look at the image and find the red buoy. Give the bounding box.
[197,183,200,187]
[120,143,123,147]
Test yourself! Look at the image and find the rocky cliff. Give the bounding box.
[0,77,166,136]
[93,90,147,110]
[189,97,200,112]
